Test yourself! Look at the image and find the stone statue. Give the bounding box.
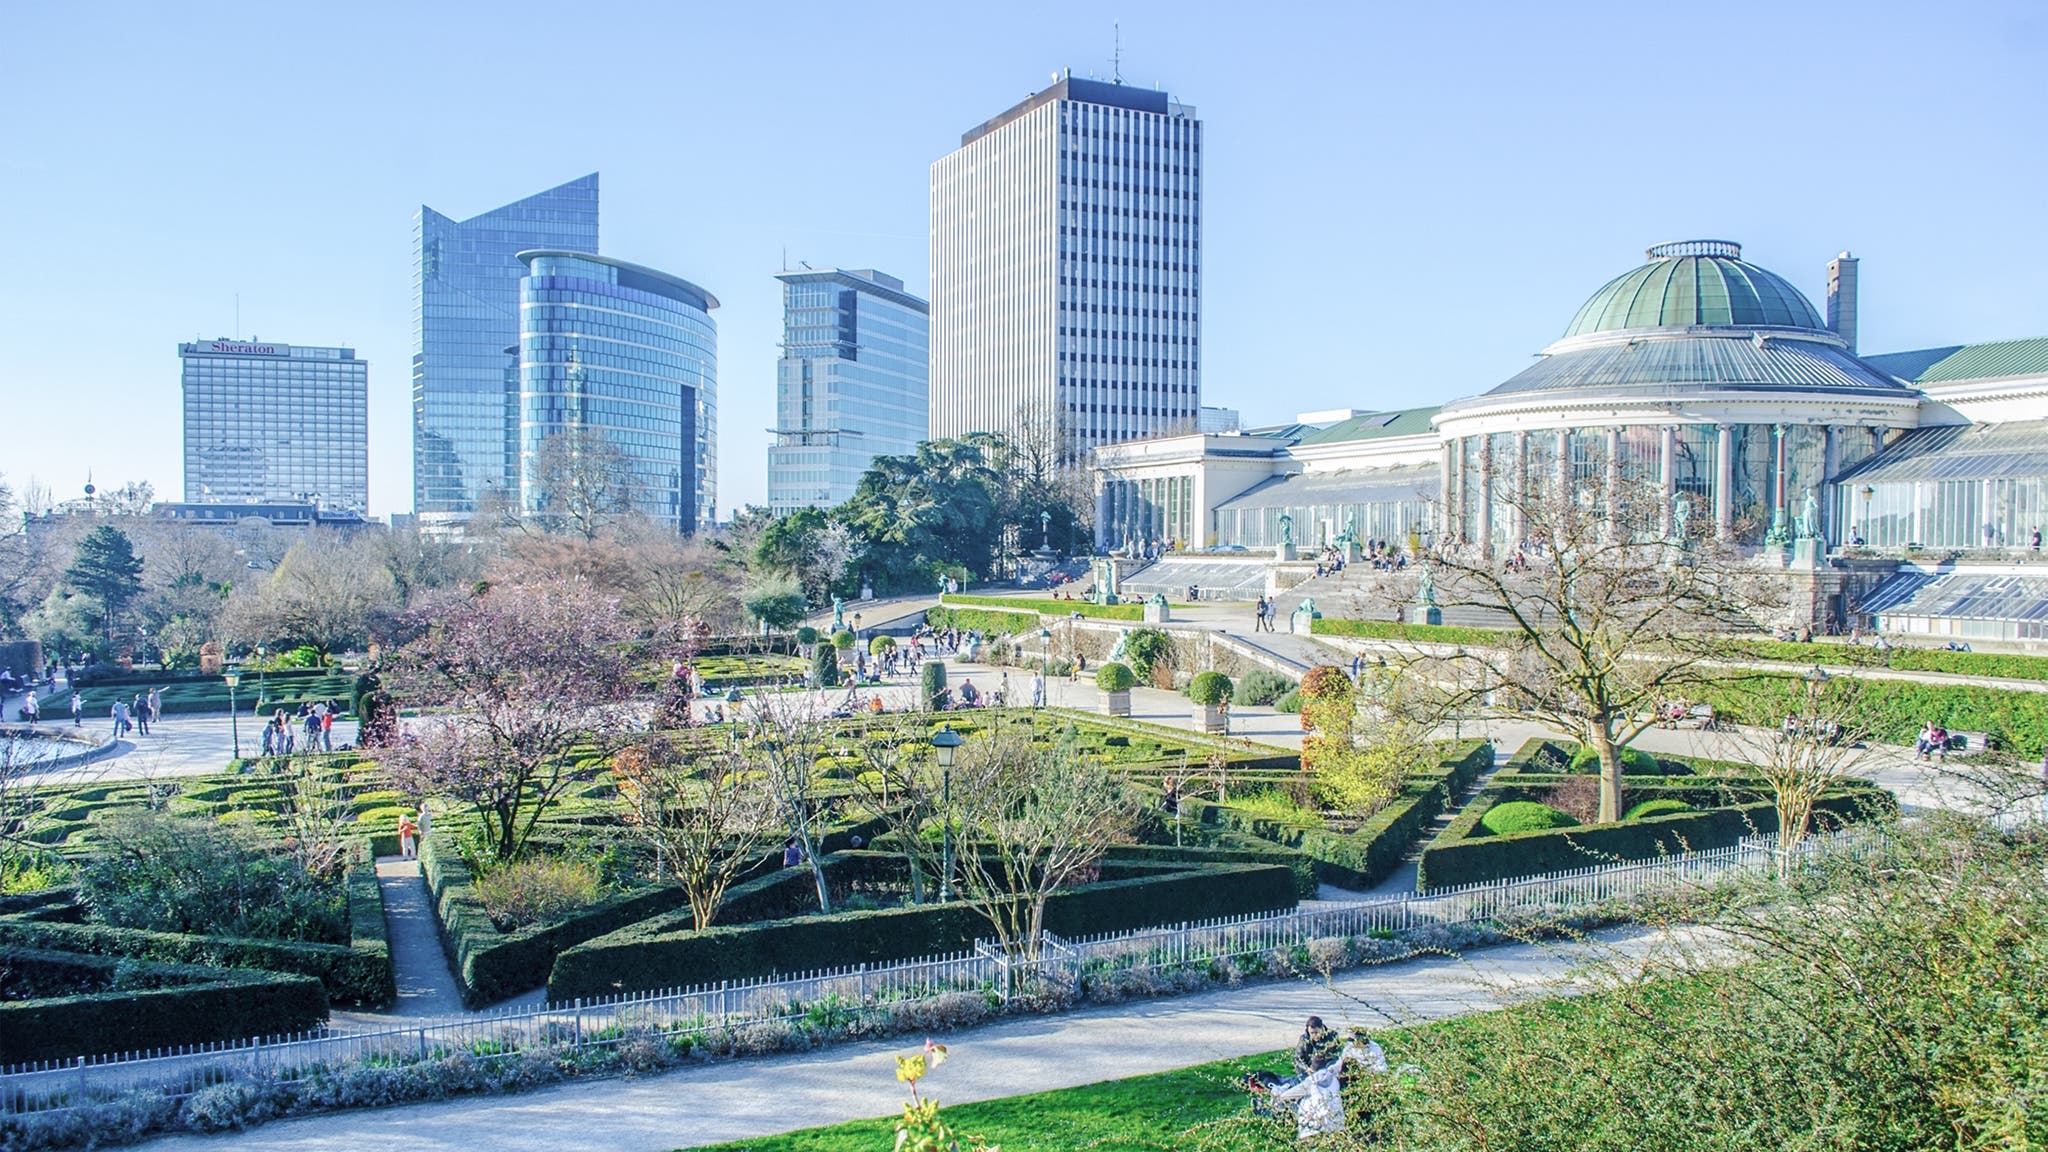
[832,596,846,629]
[1766,505,1791,547]
[1672,493,1691,538]
[1149,592,1168,608]
[1339,512,1358,545]
[1798,487,1821,541]
[1278,511,1294,547]
[1417,564,1437,608]
[1107,631,1131,666]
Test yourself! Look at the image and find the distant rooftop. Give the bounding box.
[1862,336,2048,385]
[961,75,1188,147]
[1293,406,1442,447]
[773,266,928,313]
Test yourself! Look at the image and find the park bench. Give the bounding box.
[1947,730,1993,754]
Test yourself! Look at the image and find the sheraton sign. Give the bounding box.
[202,340,287,356]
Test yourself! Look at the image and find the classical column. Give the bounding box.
[1772,424,1788,526]
[1603,427,1622,541]
[1556,428,1572,519]
[1821,426,1841,545]
[1511,429,1530,548]
[1095,478,1113,549]
[1715,424,1735,540]
[1439,440,1457,542]
[1659,425,1677,537]
[1476,437,1495,560]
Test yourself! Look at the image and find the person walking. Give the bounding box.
[147,686,163,730]
[416,800,432,846]
[1253,596,1268,632]
[70,691,82,726]
[397,812,419,860]
[1031,671,1046,708]
[22,690,38,725]
[111,698,129,739]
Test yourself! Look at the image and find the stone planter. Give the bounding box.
[1197,704,1228,734]
[1101,689,1131,717]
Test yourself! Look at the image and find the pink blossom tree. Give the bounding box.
[382,580,637,863]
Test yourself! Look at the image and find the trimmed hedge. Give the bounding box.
[422,815,888,1005]
[0,863,394,1006]
[1479,801,1578,837]
[1309,618,1506,647]
[1188,672,1232,707]
[1096,662,1137,692]
[548,859,1296,1000]
[0,947,327,1063]
[924,606,1041,636]
[942,594,1144,622]
[1182,741,1492,889]
[1625,799,1695,820]
[1418,789,1891,890]
[1722,638,2048,682]
[1105,841,1319,899]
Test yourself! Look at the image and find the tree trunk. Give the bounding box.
[1589,725,1624,824]
[1775,793,1814,880]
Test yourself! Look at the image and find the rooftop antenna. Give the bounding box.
[1111,23,1123,84]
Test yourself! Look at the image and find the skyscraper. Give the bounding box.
[929,74,1201,456]
[179,338,369,510]
[767,268,929,512]
[413,174,599,525]
[517,252,719,533]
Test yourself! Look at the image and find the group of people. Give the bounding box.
[1251,595,1281,632]
[1914,722,1956,761]
[260,700,341,757]
[106,688,163,738]
[1246,1015,1391,1138]
[1359,539,1410,572]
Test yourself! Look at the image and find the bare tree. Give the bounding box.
[737,692,839,913]
[1384,480,1777,822]
[224,532,400,656]
[1723,672,1875,877]
[526,428,635,542]
[950,729,1137,960]
[612,735,777,927]
[846,714,944,904]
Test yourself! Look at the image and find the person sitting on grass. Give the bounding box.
[1250,1023,1389,1139]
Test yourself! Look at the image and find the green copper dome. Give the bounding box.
[1563,241,1826,338]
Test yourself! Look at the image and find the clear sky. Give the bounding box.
[4,0,2044,517]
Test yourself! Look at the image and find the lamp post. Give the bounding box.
[853,612,863,645]
[223,669,241,759]
[255,645,266,712]
[930,724,964,902]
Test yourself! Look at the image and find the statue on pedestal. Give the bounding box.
[831,596,846,631]
[1278,511,1295,548]
[1797,487,1822,541]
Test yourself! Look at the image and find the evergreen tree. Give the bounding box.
[65,525,145,646]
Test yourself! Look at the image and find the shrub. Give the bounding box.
[919,661,947,709]
[811,642,841,688]
[1232,668,1295,706]
[1309,618,1507,647]
[1275,688,1302,713]
[471,857,604,931]
[869,635,897,656]
[1188,672,1232,707]
[1702,674,2048,758]
[830,629,855,651]
[1299,665,1355,702]
[1624,798,1695,820]
[924,606,1039,636]
[77,812,347,944]
[795,625,820,646]
[1479,801,1579,837]
[941,593,1143,621]
[1096,662,1137,692]
[1565,745,1662,776]
[0,947,327,1063]
[1122,629,1174,683]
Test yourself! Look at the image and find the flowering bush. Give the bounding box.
[471,856,603,930]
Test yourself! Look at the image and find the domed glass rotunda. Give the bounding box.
[1430,241,1921,553]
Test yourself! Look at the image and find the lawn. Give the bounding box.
[684,1048,1298,1152]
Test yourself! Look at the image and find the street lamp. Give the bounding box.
[853,612,863,644]
[930,724,964,902]
[223,669,241,759]
[255,645,266,712]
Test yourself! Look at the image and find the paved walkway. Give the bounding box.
[330,858,469,1025]
[18,710,361,786]
[135,924,1696,1152]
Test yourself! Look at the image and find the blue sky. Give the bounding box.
[4,0,2044,517]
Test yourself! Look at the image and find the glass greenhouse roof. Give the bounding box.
[1867,570,2048,625]
[1563,243,1826,338]
[1838,420,2048,484]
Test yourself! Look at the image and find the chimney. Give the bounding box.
[1826,252,1858,354]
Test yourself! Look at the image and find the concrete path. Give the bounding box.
[329,857,468,1026]
[134,924,1694,1152]
[20,711,361,786]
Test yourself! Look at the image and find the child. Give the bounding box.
[397,813,419,860]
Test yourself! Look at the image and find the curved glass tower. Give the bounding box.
[516,252,719,533]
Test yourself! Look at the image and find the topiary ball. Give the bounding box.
[1566,745,1661,776]
[1096,662,1137,692]
[1479,800,1580,837]
[1188,671,1233,706]
[1623,798,1695,821]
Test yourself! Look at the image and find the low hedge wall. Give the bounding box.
[422,816,887,1005]
[0,947,327,1063]
[1180,740,1491,889]
[1102,842,1319,899]
[942,594,1145,622]
[1309,618,1507,647]
[0,863,394,1006]
[1720,638,2048,682]
[1417,789,1889,890]
[548,859,1296,1001]
[924,606,1041,637]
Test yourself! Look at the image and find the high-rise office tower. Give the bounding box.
[180,338,369,510]
[929,74,1201,456]
[414,174,599,525]
[767,268,929,512]
[516,252,719,533]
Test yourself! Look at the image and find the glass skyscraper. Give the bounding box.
[517,252,719,533]
[179,338,369,510]
[930,75,1201,456]
[767,268,929,512]
[413,174,599,523]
